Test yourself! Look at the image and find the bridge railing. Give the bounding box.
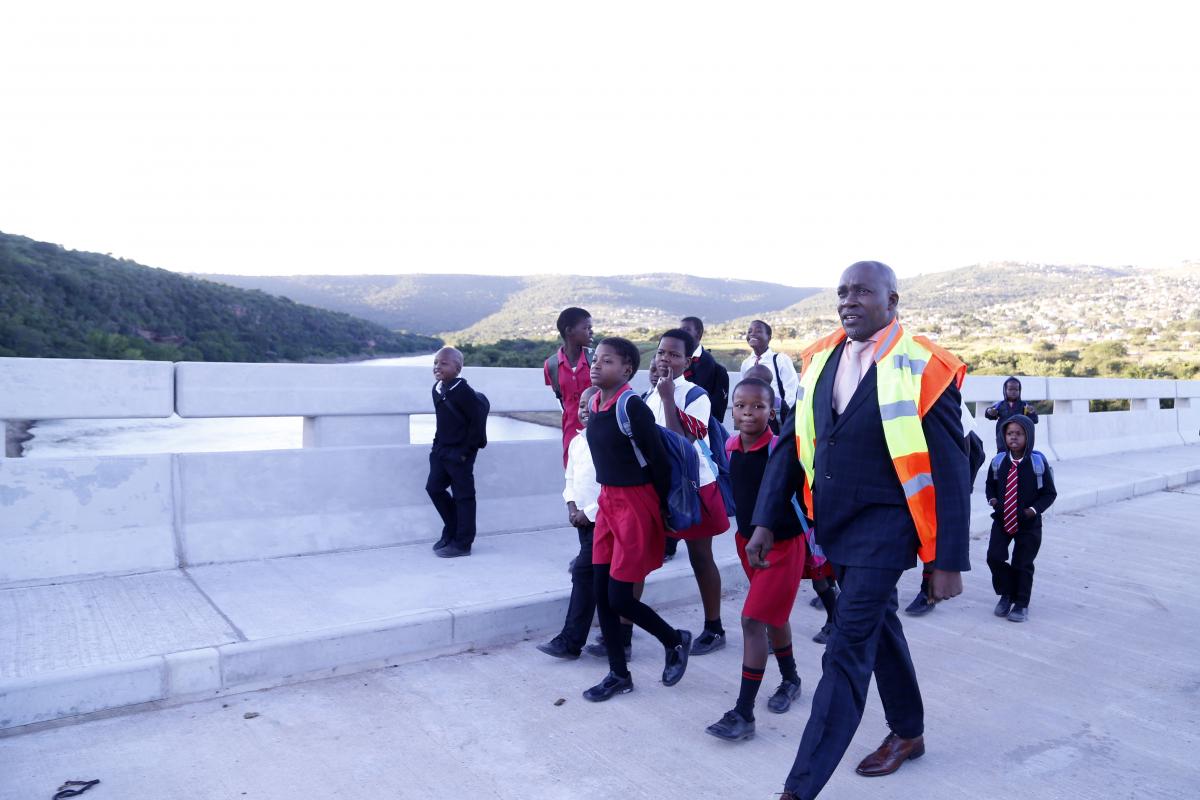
[1,357,1197,588]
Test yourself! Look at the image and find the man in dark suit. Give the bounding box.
[748,261,971,799]
[680,316,730,421]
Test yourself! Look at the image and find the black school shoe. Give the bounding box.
[767,679,801,714]
[690,629,725,655]
[582,671,634,702]
[435,543,471,558]
[706,709,756,741]
[662,630,692,686]
[1007,605,1028,623]
[432,537,450,551]
[808,594,822,608]
[811,623,833,645]
[904,591,935,616]
[584,637,632,662]
[994,595,1013,617]
[536,635,580,660]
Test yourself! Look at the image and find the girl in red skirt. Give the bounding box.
[645,329,731,655]
[583,337,692,702]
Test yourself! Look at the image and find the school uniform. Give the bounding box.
[987,398,1040,452]
[740,347,800,422]
[559,430,601,653]
[727,428,806,628]
[427,378,488,549]
[643,377,730,540]
[984,417,1057,607]
[544,346,593,467]
[685,345,730,421]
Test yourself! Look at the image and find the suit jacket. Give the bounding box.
[752,340,972,572]
[686,348,730,421]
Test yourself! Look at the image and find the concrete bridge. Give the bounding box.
[1,357,1199,796]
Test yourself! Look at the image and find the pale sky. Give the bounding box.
[1,1,1196,287]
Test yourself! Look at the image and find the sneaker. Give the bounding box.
[1007,604,1028,623]
[582,671,634,702]
[435,543,471,558]
[767,679,801,714]
[662,629,692,686]
[811,623,833,645]
[705,709,756,741]
[690,629,726,655]
[904,592,934,616]
[584,638,632,662]
[536,635,580,660]
[994,595,1013,617]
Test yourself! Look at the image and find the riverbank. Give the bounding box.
[4,420,34,457]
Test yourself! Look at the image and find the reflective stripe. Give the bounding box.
[903,472,934,497]
[879,400,919,420]
[892,354,926,375]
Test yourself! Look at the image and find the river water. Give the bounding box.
[20,354,558,459]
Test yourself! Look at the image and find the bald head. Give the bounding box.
[433,346,464,382]
[836,260,899,341]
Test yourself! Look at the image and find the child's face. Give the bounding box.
[732,385,773,437]
[590,343,632,391]
[432,349,462,382]
[578,388,598,427]
[1005,422,1027,454]
[1004,381,1021,402]
[680,319,702,347]
[566,317,594,348]
[746,322,770,353]
[654,336,689,380]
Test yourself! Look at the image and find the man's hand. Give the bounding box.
[927,569,963,603]
[745,526,776,569]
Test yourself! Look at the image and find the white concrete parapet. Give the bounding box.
[0,357,173,420]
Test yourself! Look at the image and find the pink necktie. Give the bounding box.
[1003,459,1021,535]
[834,340,870,414]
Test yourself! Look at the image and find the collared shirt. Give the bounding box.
[725,427,774,455]
[644,375,716,487]
[739,348,800,408]
[831,330,882,413]
[562,429,600,523]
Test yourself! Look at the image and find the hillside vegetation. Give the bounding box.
[0,232,440,362]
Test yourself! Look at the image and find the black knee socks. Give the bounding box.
[816,585,837,624]
[735,665,765,720]
[609,577,680,649]
[774,643,799,684]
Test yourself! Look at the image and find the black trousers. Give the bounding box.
[784,564,924,799]
[559,525,596,652]
[987,526,1042,606]
[425,446,477,547]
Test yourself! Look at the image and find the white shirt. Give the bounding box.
[643,375,717,487]
[562,430,600,523]
[739,348,800,409]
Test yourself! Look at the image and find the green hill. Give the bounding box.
[0,232,441,362]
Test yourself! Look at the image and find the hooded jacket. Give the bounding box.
[984,414,1057,534]
[988,377,1039,451]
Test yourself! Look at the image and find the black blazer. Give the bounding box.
[686,348,730,421]
[984,455,1057,534]
[752,341,972,572]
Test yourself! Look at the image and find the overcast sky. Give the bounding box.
[1,1,1196,287]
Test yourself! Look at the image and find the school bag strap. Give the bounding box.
[546,347,594,404]
[990,451,1048,490]
[772,353,786,404]
[613,389,647,467]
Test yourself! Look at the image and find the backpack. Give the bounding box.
[546,347,593,405]
[684,385,737,516]
[989,450,1049,489]
[613,389,702,532]
[442,385,489,449]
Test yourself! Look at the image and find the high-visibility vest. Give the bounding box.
[794,318,966,564]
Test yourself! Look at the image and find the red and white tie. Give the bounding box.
[1003,458,1022,535]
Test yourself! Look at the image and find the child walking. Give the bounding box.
[983,376,1039,453]
[427,347,489,559]
[583,337,692,701]
[645,328,730,655]
[985,415,1057,622]
[544,307,594,467]
[705,378,807,741]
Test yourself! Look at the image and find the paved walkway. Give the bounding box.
[2,486,1198,799]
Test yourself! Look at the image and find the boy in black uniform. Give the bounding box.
[680,316,730,422]
[428,346,488,559]
[985,415,1057,622]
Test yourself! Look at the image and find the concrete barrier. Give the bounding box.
[0,357,173,420]
[1178,380,1200,445]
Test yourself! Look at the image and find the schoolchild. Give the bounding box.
[427,347,489,559]
[582,337,692,701]
[705,378,808,741]
[680,316,730,421]
[983,376,1039,453]
[645,328,730,655]
[544,307,594,467]
[985,415,1057,622]
[744,363,782,434]
[739,319,800,425]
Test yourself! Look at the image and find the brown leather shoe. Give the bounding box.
[855,732,925,776]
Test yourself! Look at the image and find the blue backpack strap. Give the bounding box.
[1030,451,1047,490]
[990,452,1007,480]
[614,389,647,467]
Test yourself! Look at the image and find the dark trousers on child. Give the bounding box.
[987,528,1041,606]
[426,445,477,548]
[560,524,596,652]
[784,564,924,799]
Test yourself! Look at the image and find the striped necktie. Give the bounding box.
[1003,458,1022,535]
